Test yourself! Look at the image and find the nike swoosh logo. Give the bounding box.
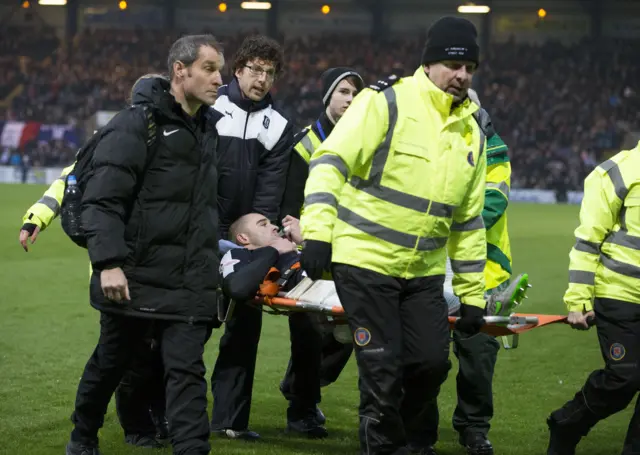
[163,129,179,137]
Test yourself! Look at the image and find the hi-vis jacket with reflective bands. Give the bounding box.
[300,68,488,309]
[564,142,640,311]
[295,128,322,165]
[295,108,512,291]
[22,163,75,229]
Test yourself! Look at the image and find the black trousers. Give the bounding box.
[283,312,323,418]
[423,321,500,445]
[319,334,354,387]
[332,263,451,455]
[114,334,166,437]
[549,298,640,454]
[210,300,262,431]
[281,330,353,404]
[70,312,212,455]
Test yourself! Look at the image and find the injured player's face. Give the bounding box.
[231,213,281,249]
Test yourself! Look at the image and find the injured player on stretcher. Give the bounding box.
[219,214,529,333]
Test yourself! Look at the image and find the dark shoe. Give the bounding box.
[286,416,329,439]
[460,432,494,455]
[315,406,326,425]
[407,444,438,455]
[211,428,261,441]
[151,412,169,441]
[547,417,580,455]
[66,440,101,455]
[124,434,167,449]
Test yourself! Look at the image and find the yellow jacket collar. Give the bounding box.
[414,67,478,120]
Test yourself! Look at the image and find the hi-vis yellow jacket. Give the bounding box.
[300,68,488,309]
[564,142,640,311]
[296,108,512,291]
[22,163,75,229]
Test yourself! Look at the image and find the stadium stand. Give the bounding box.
[0,26,639,190]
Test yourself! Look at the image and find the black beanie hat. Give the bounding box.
[421,16,480,66]
[321,67,365,106]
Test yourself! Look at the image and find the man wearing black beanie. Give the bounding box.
[280,67,364,219]
[298,15,489,455]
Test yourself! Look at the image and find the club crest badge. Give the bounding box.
[610,343,626,361]
[354,327,371,347]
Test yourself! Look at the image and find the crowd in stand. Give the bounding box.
[1,25,639,191]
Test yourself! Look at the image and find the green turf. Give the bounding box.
[0,183,633,455]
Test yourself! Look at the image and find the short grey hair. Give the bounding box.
[167,34,223,79]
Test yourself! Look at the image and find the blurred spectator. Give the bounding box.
[0,27,639,189]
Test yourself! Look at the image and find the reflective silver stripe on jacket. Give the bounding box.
[337,205,447,251]
[299,133,315,159]
[568,270,596,285]
[486,181,510,198]
[37,196,60,216]
[574,238,600,255]
[599,159,629,200]
[451,215,484,232]
[450,258,486,273]
[603,230,640,251]
[308,154,348,181]
[600,253,640,280]
[304,192,337,209]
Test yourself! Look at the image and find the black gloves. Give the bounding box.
[21,222,38,235]
[456,303,486,335]
[300,240,332,280]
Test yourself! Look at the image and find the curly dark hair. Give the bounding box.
[232,35,284,76]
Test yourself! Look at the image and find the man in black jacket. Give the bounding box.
[219,212,328,438]
[66,34,224,455]
[209,35,294,440]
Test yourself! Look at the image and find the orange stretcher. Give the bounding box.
[216,269,571,350]
[253,293,567,332]
[252,295,570,349]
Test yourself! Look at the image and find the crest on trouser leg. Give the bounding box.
[610,343,626,361]
[354,327,371,347]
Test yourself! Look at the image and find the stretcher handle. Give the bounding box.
[447,315,540,326]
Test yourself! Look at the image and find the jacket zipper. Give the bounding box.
[239,104,252,196]
[179,117,204,281]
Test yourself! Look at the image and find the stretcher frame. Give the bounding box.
[217,290,569,350]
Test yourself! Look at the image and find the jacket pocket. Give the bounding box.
[382,142,433,199]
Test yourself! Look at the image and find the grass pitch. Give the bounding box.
[0,183,633,455]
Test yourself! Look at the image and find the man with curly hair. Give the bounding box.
[209,34,295,441]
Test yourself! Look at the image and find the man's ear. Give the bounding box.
[173,61,185,80]
[236,233,250,246]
